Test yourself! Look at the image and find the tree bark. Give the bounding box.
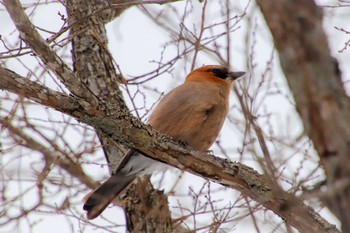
[65,0,172,231]
[123,177,172,233]
[0,63,340,233]
[0,0,343,232]
[256,0,350,231]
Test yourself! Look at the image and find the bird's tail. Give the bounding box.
[83,174,135,219]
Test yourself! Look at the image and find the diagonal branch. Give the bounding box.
[2,0,97,104]
[67,0,128,174]
[66,1,172,230]
[0,67,84,116]
[0,118,97,189]
[256,0,350,231]
[0,67,339,233]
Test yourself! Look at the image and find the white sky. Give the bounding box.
[1,0,349,232]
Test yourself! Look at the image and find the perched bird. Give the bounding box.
[83,65,245,219]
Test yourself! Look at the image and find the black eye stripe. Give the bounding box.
[211,68,221,73]
[209,67,228,79]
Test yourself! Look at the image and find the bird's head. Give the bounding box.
[185,65,245,85]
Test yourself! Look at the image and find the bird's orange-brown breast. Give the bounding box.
[148,70,231,150]
[83,64,242,220]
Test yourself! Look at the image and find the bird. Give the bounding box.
[83,65,245,220]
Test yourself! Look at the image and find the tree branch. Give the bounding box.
[256,0,350,231]
[87,0,186,24]
[0,118,97,189]
[0,67,84,115]
[0,67,339,233]
[67,0,128,173]
[2,0,98,103]
[66,0,170,230]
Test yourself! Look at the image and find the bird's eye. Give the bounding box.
[210,68,228,79]
[211,68,221,74]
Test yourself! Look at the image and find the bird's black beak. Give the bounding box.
[227,71,246,80]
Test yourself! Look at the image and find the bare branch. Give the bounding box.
[0,118,97,189]
[0,63,339,233]
[2,0,98,103]
[256,0,350,231]
[0,1,344,232]
[0,67,85,116]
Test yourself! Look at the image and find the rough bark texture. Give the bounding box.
[0,0,343,232]
[123,177,172,233]
[65,0,172,232]
[256,0,350,232]
[67,0,127,172]
[0,67,340,233]
[3,0,96,102]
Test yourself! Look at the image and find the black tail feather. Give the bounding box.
[83,174,135,219]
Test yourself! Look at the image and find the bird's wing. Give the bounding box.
[148,83,220,149]
[116,150,169,176]
[83,82,222,219]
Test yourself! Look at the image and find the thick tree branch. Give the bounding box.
[0,68,339,233]
[67,0,128,173]
[80,0,186,24]
[67,0,125,109]
[3,0,97,104]
[0,67,84,115]
[66,1,170,230]
[256,0,350,231]
[123,177,172,233]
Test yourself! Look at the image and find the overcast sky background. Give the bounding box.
[1,0,349,232]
